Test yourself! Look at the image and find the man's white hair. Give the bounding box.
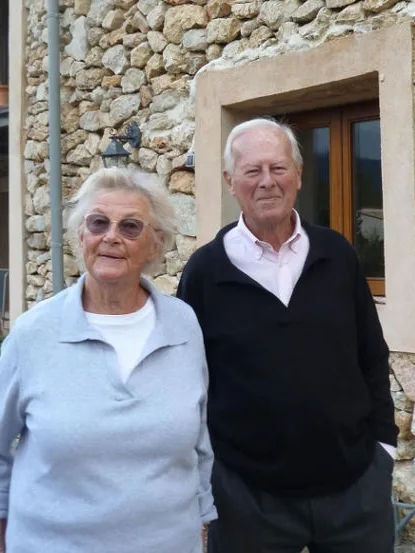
[223,118,303,174]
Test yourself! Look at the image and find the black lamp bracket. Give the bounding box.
[110,122,141,149]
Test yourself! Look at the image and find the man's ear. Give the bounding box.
[296,166,303,191]
[224,171,235,196]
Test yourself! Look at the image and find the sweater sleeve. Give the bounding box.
[353,254,398,446]
[195,338,217,524]
[0,331,25,518]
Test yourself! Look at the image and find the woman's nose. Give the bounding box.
[103,221,121,242]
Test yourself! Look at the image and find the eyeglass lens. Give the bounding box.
[85,214,145,239]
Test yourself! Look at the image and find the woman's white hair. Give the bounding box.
[223,118,303,174]
[65,167,177,276]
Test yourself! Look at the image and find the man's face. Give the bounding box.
[224,128,302,233]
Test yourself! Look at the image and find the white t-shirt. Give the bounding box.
[85,297,156,383]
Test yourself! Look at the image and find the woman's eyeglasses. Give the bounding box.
[84,213,150,240]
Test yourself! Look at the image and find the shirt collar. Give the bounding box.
[58,274,188,349]
[236,210,305,255]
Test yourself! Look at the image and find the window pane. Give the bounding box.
[353,120,384,279]
[296,127,330,227]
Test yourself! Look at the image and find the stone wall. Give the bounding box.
[23,0,415,538]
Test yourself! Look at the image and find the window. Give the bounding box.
[286,101,384,296]
[0,0,8,85]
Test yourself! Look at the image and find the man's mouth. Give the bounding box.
[258,196,281,201]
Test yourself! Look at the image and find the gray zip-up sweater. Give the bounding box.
[0,275,217,553]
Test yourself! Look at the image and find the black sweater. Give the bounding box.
[177,221,397,496]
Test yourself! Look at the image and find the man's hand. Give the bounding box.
[202,524,209,553]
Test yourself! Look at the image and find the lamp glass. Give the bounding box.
[101,137,131,168]
[102,156,129,169]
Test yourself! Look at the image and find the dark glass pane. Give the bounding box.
[295,127,330,227]
[353,120,384,279]
[0,0,8,84]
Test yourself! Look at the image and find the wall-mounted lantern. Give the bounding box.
[101,122,142,168]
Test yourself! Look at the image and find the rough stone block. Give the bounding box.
[147,4,168,31]
[232,1,262,19]
[108,94,141,126]
[362,0,399,11]
[102,44,128,74]
[152,274,179,295]
[182,29,208,51]
[65,16,88,61]
[207,17,241,44]
[163,5,208,44]
[293,0,325,22]
[131,42,153,68]
[75,68,105,89]
[137,0,160,14]
[121,68,146,93]
[207,0,233,18]
[169,171,194,194]
[326,0,358,9]
[170,192,196,236]
[147,31,168,53]
[102,9,125,30]
[74,0,91,15]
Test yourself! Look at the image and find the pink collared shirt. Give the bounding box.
[223,210,309,306]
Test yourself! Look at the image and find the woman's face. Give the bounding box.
[80,189,159,286]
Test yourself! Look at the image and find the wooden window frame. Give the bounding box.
[288,101,384,296]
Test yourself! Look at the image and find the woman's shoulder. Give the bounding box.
[155,289,198,319]
[151,287,201,333]
[12,286,71,334]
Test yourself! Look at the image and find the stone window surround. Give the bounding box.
[194,22,415,354]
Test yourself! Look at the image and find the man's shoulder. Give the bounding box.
[185,241,215,270]
[184,223,234,273]
[305,222,357,257]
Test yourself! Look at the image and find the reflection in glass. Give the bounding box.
[353,120,384,279]
[296,127,330,227]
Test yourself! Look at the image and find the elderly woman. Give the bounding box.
[0,168,216,553]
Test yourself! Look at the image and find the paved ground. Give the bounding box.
[395,545,415,553]
[302,546,415,552]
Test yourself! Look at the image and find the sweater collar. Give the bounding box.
[58,274,188,349]
[212,219,330,284]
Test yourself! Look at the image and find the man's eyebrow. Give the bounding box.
[239,159,288,168]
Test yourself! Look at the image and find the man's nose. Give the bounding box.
[259,169,275,187]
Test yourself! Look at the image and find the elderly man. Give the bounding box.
[177,118,398,553]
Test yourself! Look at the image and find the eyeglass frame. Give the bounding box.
[83,213,154,240]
